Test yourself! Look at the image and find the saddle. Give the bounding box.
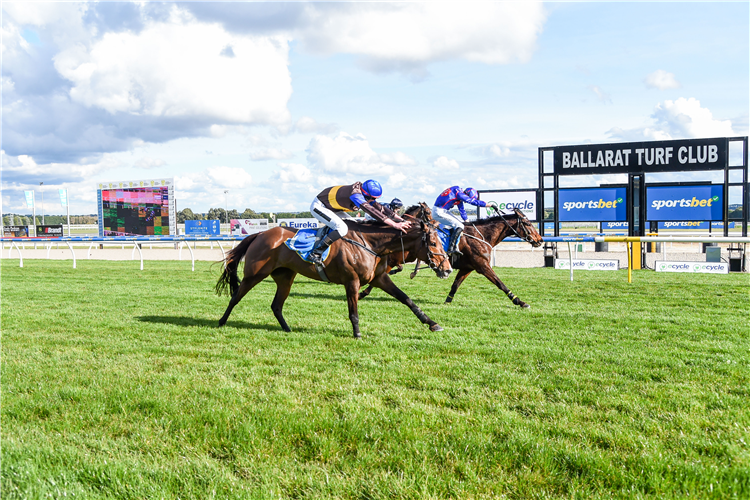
[284,226,332,263]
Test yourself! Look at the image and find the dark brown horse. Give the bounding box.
[215,203,452,337]
[359,208,543,308]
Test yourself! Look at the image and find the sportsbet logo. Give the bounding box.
[562,197,623,211]
[651,196,719,210]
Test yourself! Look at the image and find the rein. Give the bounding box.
[342,235,379,256]
[491,209,534,244]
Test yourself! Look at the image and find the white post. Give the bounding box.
[66,189,71,236]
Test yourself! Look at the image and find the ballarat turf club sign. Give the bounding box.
[553,137,728,175]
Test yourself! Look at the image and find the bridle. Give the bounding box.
[418,218,450,273]
[493,208,536,244]
[397,210,450,273]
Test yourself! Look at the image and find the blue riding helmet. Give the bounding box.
[389,198,404,209]
[464,187,478,200]
[361,179,383,199]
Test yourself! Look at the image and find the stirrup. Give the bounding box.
[310,251,324,265]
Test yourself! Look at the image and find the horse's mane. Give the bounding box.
[404,204,519,227]
[470,213,522,227]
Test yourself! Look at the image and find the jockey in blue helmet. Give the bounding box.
[309,180,410,265]
[432,186,487,255]
[364,197,405,221]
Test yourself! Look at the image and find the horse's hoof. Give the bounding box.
[430,324,444,332]
[521,304,531,309]
[353,332,361,339]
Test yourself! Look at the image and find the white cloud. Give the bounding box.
[205,166,253,189]
[387,172,408,188]
[652,98,734,138]
[1,152,120,182]
[609,97,735,141]
[53,7,292,125]
[588,85,612,104]
[380,151,418,166]
[294,116,338,135]
[645,70,681,90]
[249,148,294,161]
[268,162,313,183]
[433,156,460,170]
[134,157,166,169]
[306,132,399,175]
[297,3,546,77]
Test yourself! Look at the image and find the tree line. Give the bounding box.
[2,214,98,226]
[177,208,313,223]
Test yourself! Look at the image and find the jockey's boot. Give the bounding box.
[448,228,463,256]
[310,230,341,265]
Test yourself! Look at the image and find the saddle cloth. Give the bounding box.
[437,225,461,252]
[284,228,332,263]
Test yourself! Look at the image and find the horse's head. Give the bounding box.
[404,202,452,279]
[512,208,543,247]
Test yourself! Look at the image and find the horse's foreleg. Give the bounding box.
[371,274,443,332]
[409,260,422,279]
[271,268,297,332]
[445,268,473,304]
[357,285,375,301]
[218,273,269,326]
[476,264,530,308]
[345,280,362,338]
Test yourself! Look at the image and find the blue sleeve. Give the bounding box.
[457,191,486,207]
[349,193,366,207]
[458,202,468,221]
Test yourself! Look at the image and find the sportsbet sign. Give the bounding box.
[646,185,723,221]
[655,261,728,274]
[558,187,627,222]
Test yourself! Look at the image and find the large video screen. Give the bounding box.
[97,179,175,237]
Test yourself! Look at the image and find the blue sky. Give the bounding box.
[2,1,748,215]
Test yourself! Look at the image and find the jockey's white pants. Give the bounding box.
[310,199,350,236]
[432,206,465,230]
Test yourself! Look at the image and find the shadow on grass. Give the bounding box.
[137,315,288,332]
[287,290,438,304]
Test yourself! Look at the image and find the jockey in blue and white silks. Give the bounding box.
[432,186,486,255]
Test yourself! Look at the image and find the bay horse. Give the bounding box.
[215,203,452,338]
[359,208,543,308]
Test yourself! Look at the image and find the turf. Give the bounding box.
[1,259,748,499]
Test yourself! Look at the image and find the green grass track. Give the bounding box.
[2,260,748,499]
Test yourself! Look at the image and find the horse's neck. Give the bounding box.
[468,218,516,245]
[361,230,419,256]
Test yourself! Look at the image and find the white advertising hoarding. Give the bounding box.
[231,219,268,235]
[655,261,729,274]
[478,190,537,221]
[554,259,620,271]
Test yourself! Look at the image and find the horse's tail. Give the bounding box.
[215,233,260,297]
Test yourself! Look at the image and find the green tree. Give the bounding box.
[177,208,196,223]
[240,208,261,219]
[207,208,227,223]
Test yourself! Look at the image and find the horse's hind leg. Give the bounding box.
[270,268,296,332]
[476,263,530,308]
[445,268,473,304]
[218,273,269,326]
[358,284,375,300]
